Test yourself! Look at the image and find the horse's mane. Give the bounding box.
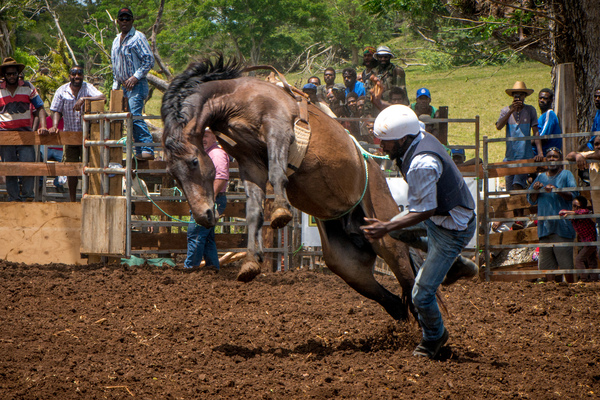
[161,54,243,153]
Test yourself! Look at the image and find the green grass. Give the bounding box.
[406,61,552,162]
[145,61,552,163]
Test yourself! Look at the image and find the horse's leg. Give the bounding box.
[317,219,409,321]
[265,124,293,229]
[237,179,266,282]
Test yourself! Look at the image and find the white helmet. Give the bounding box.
[373,105,421,140]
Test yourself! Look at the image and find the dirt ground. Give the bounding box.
[1,260,599,400]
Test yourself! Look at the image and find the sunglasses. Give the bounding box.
[118,17,132,21]
[70,69,84,75]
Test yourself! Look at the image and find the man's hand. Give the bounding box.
[533,154,544,162]
[532,181,544,190]
[509,98,523,112]
[575,153,587,170]
[361,217,389,241]
[122,76,139,91]
[73,98,86,112]
[37,127,49,135]
[544,184,555,193]
[48,126,60,135]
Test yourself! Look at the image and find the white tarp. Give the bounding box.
[301,176,480,249]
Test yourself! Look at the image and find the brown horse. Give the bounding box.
[161,56,417,321]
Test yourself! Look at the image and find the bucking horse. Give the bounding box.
[162,55,438,321]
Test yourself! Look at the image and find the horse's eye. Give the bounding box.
[192,158,199,167]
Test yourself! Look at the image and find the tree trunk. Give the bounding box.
[551,0,600,133]
[0,20,13,60]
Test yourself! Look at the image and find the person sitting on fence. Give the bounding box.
[559,195,599,282]
[535,88,562,157]
[49,65,106,202]
[566,135,600,220]
[0,57,48,202]
[527,147,578,283]
[497,81,544,230]
[185,128,229,270]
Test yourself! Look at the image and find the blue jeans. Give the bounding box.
[1,145,35,201]
[45,147,64,187]
[391,216,476,341]
[123,79,153,156]
[184,194,227,268]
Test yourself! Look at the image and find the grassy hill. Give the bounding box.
[145,61,552,163]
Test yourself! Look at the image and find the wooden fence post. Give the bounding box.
[555,63,578,169]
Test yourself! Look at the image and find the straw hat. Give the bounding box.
[505,81,534,96]
[0,57,25,75]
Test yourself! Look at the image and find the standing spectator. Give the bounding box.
[411,87,440,139]
[560,196,599,282]
[536,88,562,156]
[317,68,336,104]
[527,148,578,283]
[0,57,48,201]
[360,46,378,115]
[374,45,406,94]
[389,86,409,106]
[111,7,155,160]
[342,68,366,98]
[185,128,229,270]
[49,65,106,202]
[566,136,600,222]
[584,87,600,151]
[496,81,543,230]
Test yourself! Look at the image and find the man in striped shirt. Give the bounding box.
[111,7,155,160]
[0,57,48,201]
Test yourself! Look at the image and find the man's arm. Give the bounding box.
[362,210,435,240]
[74,94,107,112]
[213,179,227,200]
[122,34,155,90]
[49,111,63,134]
[531,125,544,162]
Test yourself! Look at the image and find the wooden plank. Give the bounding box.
[80,195,127,255]
[0,202,86,265]
[87,99,105,196]
[0,162,82,176]
[0,130,83,146]
[487,159,540,178]
[555,63,578,158]
[487,195,531,212]
[480,227,538,246]
[109,90,124,196]
[131,232,247,250]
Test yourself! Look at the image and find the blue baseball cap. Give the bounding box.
[303,83,317,91]
[416,87,431,99]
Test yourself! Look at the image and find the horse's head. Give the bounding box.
[163,126,217,228]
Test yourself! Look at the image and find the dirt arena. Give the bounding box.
[1,260,599,399]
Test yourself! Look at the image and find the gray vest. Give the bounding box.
[400,133,474,216]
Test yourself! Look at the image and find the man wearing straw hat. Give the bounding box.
[0,57,48,201]
[496,81,544,230]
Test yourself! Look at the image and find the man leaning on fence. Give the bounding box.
[527,147,578,283]
[0,57,48,202]
[49,65,106,202]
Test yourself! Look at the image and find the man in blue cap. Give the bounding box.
[411,87,440,138]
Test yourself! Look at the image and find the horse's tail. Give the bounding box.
[161,54,243,153]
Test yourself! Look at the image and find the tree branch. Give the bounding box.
[43,0,77,65]
[149,0,172,79]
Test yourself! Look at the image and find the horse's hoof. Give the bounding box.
[237,261,261,282]
[270,208,293,229]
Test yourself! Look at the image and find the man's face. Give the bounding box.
[326,89,335,102]
[366,121,374,136]
[594,90,600,110]
[347,97,357,112]
[363,53,376,68]
[377,54,391,68]
[324,70,335,86]
[593,136,600,151]
[304,89,317,103]
[308,77,320,86]
[538,91,552,111]
[389,94,404,105]
[343,72,355,88]
[416,95,430,108]
[3,67,19,86]
[357,99,365,114]
[70,69,84,88]
[117,14,134,34]
[203,129,217,149]
[513,92,527,102]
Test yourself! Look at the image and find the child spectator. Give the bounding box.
[559,196,599,281]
